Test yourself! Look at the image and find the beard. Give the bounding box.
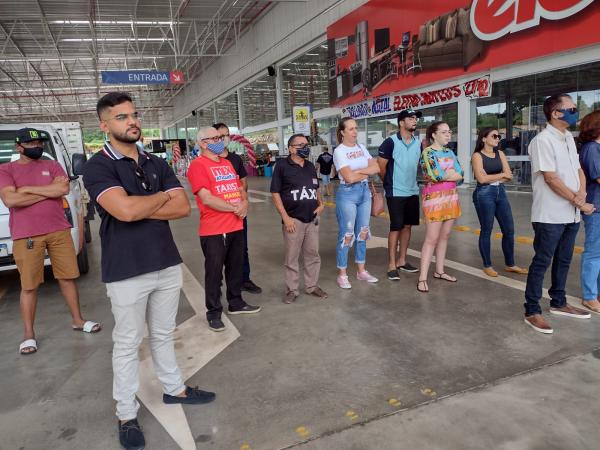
[407,124,417,132]
[111,126,141,143]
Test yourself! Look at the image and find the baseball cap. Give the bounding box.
[397,109,423,121]
[15,128,48,144]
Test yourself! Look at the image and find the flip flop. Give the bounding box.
[72,321,102,333]
[433,272,457,283]
[19,339,38,355]
[417,280,429,293]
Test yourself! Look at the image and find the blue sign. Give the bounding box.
[101,71,184,85]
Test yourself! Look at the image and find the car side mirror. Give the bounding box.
[72,153,87,176]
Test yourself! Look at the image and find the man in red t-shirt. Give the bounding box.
[187,126,261,332]
[0,128,101,356]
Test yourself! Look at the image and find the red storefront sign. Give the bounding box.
[327,0,599,107]
[341,76,491,120]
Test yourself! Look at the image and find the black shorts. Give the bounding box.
[386,195,420,231]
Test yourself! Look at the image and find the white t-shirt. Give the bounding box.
[333,143,372,184]
[528,124,581,224]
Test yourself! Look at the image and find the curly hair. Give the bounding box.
[579,111,600,143]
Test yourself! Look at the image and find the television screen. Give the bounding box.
[374,28,390,54]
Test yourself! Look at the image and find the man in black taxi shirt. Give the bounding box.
[83,92,215,450]
[270,134,328,304]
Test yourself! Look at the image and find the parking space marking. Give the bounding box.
[136,263,240,450]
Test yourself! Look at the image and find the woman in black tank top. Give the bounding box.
[471,127,528,277]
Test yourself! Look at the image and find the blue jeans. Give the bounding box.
[335,182,372,269]
[524,222,579,316]
[581,213,600,300]
[472,184,515,268]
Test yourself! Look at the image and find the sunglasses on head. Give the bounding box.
[131,161,152,192]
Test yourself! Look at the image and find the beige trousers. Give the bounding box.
[283,219,321,294]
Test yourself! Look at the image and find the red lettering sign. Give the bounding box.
[471,0,594,41]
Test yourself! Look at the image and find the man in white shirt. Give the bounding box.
[524,93,594,334]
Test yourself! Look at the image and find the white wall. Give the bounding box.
[162,0,368,128]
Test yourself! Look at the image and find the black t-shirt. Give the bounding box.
[225,152,247,179]
[270,156,319,223]
[316,152,334,175]
[82,145,183,283]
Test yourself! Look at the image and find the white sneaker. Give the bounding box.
[337,275,352,289]
[356,271,378,283]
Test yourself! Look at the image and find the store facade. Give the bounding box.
[163,0,600,188]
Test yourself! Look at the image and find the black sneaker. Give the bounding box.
[241,280,262,294]
[163,386,216,405]
[227,304,261,315]
[118,419,145,450]
[398,263,419,273]
[208,318,225,332]
[387,269,401,280]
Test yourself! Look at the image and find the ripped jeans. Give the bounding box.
[335,181,372,269]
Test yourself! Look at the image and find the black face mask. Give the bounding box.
[23,146,44,160]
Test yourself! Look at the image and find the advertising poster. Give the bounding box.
[293,105,312,134]
[326,0,600,107]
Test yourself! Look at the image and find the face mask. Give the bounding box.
[206,141,225,155]
[557,108,579,127]
[23,146,44,160]
[297,146,311,159]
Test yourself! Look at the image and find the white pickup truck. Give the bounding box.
[0,123,92,274]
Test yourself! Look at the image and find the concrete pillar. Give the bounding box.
[237,88,245,131]
[457,96,475,185]
[275,66,286,155]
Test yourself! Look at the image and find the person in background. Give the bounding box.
[213,122,262,294]
[417,121,463,293]
[523,93,593,334]
[187,126,261,333]
[578,110,600,314]
[83,92,214,450]
[271,134,327,304]
[378,109,422,281]
[333,117,380,289]
[0,128,101,356]
[316,146,335,197]
[471,127,528,277]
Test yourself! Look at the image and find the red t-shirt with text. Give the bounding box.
[187,155,243,236]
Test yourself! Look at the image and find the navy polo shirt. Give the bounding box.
[270,156,319,223]
[82,142,183,283]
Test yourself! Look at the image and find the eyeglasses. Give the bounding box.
[556,107,578,114]
[131,160,152,192]
[490,134,502,139]
[219,133,230,138]
[201,136,223,142]
[108,112,142,122]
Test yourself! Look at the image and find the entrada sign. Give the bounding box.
[101,70,185,85]
[470,0,595,41]
[342,76,491,120]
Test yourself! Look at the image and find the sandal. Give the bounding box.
[433,272,457,283]
[417,280,429,293]
[19,338,38,355]
[72,320,102,333]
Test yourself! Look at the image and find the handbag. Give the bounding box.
[370,181,385,217]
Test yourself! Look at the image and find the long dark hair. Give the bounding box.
[425,121,447,145]
[474,127,498,153]
[337,117,356,145]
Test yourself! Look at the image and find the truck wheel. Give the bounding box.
[77,244,89,274]
[84,220,92,243]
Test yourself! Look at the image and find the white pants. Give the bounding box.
[106,264,185,421]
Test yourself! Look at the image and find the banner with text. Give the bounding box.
[341,75,491,120]
[101,70,185,85]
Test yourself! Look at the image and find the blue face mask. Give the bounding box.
[557,108,579,127]
[297,146,311,159]
[207,141,225,155]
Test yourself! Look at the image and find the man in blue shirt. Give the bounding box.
[378,109,422,280]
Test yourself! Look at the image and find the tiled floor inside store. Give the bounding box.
[1,177,599,450]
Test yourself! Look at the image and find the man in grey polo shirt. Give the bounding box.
[524,93,594,334]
